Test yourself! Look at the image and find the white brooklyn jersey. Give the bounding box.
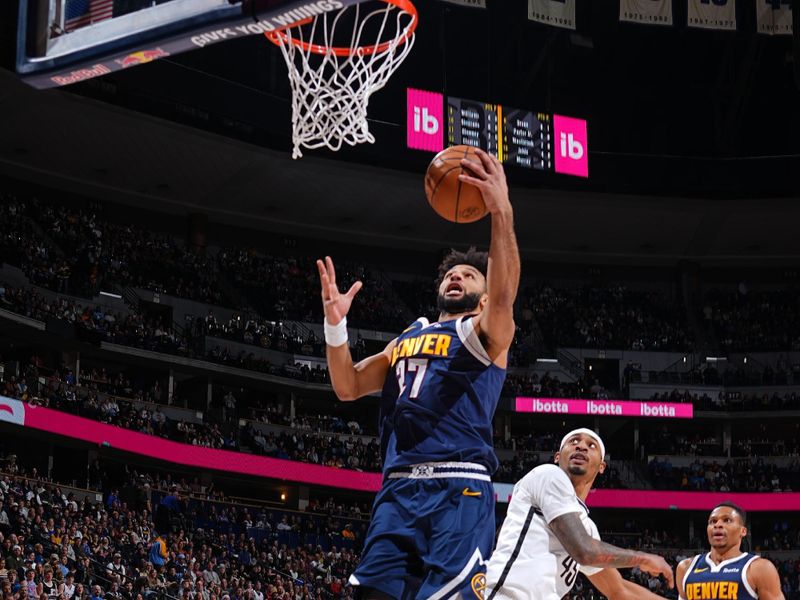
[485,464,601,600]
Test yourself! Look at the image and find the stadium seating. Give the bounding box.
[3,192,800,599]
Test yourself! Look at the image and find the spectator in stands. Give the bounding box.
[62,575,75,600]
[6,545,23,573]
[202,563,220,588]
[160,487,181,512]
[105,555,125,585]
[41,568,56,600]
[148,534,167,568]
[341,524,355,541]
[0,501,9,533]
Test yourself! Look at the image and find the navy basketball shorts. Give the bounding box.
[349,462,495,600]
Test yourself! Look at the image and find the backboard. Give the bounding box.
[16,0,365,89]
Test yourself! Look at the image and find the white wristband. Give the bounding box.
[324,317,348,347]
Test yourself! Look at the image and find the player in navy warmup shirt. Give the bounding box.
[677,503,784,600]
[317,148,520,600]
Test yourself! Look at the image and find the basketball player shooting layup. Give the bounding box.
[316,149,520,600]
[676,503,784,600]
[485,429,674,600]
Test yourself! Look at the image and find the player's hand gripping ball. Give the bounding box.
[425,145,488,223]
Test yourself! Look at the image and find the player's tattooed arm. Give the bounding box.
[588,568,671,599]
[549,512,674,588]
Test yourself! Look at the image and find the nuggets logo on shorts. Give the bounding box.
[471,573,486,598]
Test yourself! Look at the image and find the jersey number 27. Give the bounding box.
[395,359,429,398]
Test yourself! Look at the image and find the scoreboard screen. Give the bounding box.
[502,108,551,170]
[447,97,500,157]
[407,88,588,177]
[447,97,551,171]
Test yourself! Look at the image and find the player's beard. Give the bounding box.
[567,464,588,476]
[437,291,482,316]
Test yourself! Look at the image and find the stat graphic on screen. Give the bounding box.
[408,88,587,178]
[502,108,551,170]
[447,97,500,157]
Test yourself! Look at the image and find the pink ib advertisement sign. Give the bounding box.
[0,397,382,492]
[491,483,800,511]
[553,114,589,178]
[515,397,694,419]
[4,397,800,509]
[407,88,444,152]
[586,489,800,512]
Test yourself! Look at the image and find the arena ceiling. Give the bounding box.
[1,66,798,267]
[1,1,799,266]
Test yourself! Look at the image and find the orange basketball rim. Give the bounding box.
[264,0,418,57]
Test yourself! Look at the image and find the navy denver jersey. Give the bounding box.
[682,552,760,600]
[379,315,506,474]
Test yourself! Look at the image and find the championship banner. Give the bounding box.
[439,0,487,7]
[620,0,673,26]
[528,0,576,30]
[756,0,792,35]
[687,0,736,30]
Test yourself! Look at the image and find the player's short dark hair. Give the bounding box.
[436,247,489,288]
[713,501,746,524]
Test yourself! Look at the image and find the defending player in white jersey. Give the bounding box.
[484,428,674,600]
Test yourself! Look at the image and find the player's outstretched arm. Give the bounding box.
[317,256,393,401]
[588,568,671,600]
[748,558,785,600]
[459,148,520,363]
[549,512,674,588]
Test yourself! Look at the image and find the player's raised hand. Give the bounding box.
[317,256,362,326]
[638,553,675,589]
[458,148,512,217]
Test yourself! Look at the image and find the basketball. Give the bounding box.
[424,145,488,224]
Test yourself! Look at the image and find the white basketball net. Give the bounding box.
[268,2,417,159]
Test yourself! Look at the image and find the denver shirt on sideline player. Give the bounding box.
[677,503,784,600]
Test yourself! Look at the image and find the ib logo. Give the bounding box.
[554,115,589,178]
[407,88,444,152]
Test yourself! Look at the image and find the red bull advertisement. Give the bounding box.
[49,64,112,86]
[115,48,170,68]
